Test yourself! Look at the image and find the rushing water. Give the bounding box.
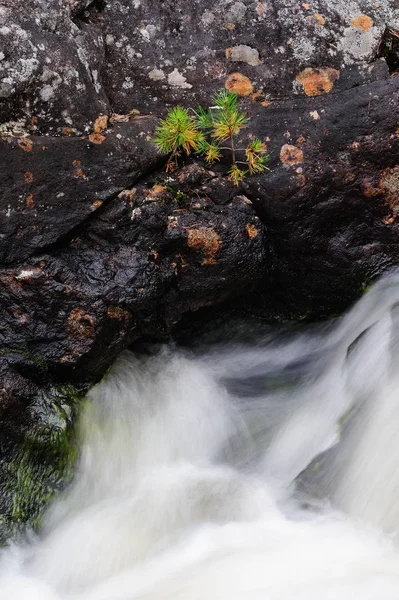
[5,276,399,598]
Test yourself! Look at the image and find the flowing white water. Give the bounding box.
[4,275,399,598]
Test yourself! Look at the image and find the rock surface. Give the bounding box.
[2,0,399,539]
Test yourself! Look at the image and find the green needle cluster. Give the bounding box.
[154,89,269,184]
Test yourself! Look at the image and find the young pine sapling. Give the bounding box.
[153,89,269,185]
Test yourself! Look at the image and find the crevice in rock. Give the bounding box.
[72,0,107,26]
[377,26,399,74]
[29,158,166,260]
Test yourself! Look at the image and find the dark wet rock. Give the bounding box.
[0,118,161,264]
[2,0,399,540]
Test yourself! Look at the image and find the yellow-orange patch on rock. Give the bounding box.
[89,133,106,144]
[107,305,131,321]
[246,223,258,238]
[18,138,33,152]
[93,115,109,134]
[361,178,378,198]
[302,3,311,9]
[187,227,221,265]
[68,307,95,339]
[296,67,339,97]
[24,172,33,183]
[225,47,233,59]
[225,72,253,96]
[379,167,399,215]
[25,194,34,208]
[307,13,325,26]
[280,144,304,166]
[351,15,373,31]
[90,199,103,210]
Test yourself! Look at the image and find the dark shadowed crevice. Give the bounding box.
[377,26,399,74]
[73,0,107,26]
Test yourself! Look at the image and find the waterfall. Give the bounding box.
[3,275,399,599]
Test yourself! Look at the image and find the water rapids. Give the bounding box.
[3,275,399,598]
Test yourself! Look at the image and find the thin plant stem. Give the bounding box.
[230,129,236,165]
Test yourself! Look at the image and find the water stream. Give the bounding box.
[3,275,399,598]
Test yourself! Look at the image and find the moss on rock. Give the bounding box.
[0,384,82,544]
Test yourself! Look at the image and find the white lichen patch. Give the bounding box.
[228,45,261,66]
[309,110,320,120]
[149,68,165,81]
[201,10,215,27]
[139,25,157,42]
[40,84,55,101]
[225,2,247,23]
[16,270,38,280]
[167,68,192,89]
[338,26,378,62]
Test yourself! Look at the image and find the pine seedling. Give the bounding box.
[153,90,269,184]
[154,106,201,171]
[195,89,269,184]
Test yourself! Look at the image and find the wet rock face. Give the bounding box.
[1,0,399,388]
[2,0,399,538]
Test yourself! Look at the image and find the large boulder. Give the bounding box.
[2,0,399,540]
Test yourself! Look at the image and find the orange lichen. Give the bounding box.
[225,47,233,59]
[93,115,109,134]
[187,227,221,265]
[25,194,34,208]
[24,172,33,183]
[296,67,340,96]
[280,144,304,166]
[246,223,258,238]
[107,305,131,321]
[68,308,95,339]
[302,3,311,9]
[89,132,106,144]
[74,168,85,179]
[379,167,399,215]
[18,138,33,152]
[119,188,136,205]
[63,128,73,136]
[225,72,253,96]
[90,199,103,210]
[297,174,307,187]
[252,90,270,106]
[72,160,81,167]
[351,15,373,32]
[151,184,166,197]
[226,23,235,30]
[296,135,306,146]
[307,13,325,26]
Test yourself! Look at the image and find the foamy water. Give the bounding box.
[3,276,399,599]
